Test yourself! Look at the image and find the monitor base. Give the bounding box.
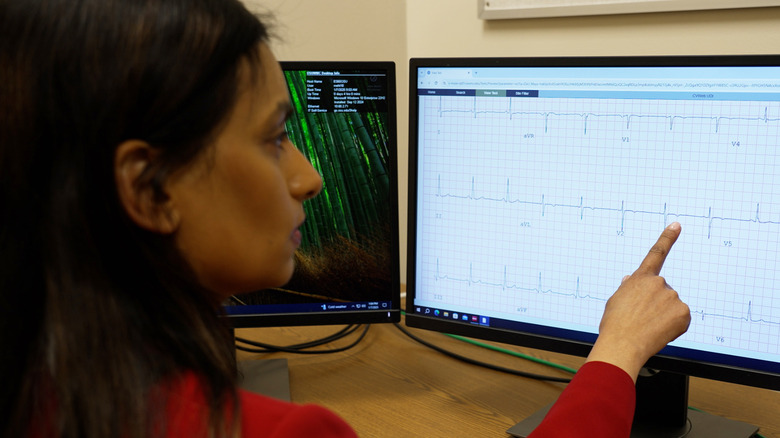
[506,403,759,438]
[237,358,291,401]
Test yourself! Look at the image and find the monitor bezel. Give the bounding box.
[405,54,780,392]
[224,60,401,329]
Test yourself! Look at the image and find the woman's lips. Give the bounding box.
[291,228,302,247]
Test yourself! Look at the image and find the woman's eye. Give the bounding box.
[274,130,289,148]
[264,130,289,158]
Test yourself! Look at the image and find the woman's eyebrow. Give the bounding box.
[278,101,293,121]
[262,101,292,128]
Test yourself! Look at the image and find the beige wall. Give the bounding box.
[246,0,780,283]
[246,1,407,62]
[407,1,780,57]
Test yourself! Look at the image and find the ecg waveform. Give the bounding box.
[433,259,606,301]
[416,91,780,356]
[433,258,780,327]
[434,96,780,134]
[434,175,780,239]
[691,301,780,326]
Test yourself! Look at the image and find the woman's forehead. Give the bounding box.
[244,44,288,113]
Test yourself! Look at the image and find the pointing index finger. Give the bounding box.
[635,222,681,276]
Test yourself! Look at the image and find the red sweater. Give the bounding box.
[529,361,636,437]
[165,373,358,437]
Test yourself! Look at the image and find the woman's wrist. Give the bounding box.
[585,337,646,383]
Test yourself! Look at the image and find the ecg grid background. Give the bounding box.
[415,92,780,362]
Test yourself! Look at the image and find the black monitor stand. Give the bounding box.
[237,358,291,402]
[230,328,292,402]
[507,370,759,438]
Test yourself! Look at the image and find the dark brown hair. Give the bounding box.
[0,0,268,436]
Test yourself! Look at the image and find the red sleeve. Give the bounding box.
[528,361,636,438]
[239,389,358,438]
[165,373,357,438]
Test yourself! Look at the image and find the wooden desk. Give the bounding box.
[236,322,780,437]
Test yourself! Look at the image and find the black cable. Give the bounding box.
[394,323,572,383]
[284,324,362,349]
[235,324,360,351]
[235,324,370,354]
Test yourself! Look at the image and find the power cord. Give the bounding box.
[235,324,370,354]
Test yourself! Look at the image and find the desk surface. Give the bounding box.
[236,321,780,437]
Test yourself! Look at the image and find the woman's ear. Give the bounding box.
[114,140,180,234]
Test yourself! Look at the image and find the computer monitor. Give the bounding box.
[224,61,400,395]
[406,55,780,437]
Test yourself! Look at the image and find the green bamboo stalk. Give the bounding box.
[349,112,389,200]
[316,112,354,239]
[334,112,377,233]
[324,113,361,233]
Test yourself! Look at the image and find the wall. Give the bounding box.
[246,0,780,283]
[407,1,780,57]
[245,0,407,62]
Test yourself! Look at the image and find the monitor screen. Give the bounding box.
[406,55,780,434]
[224,61,400,328]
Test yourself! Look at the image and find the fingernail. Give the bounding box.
[666,222,681,231]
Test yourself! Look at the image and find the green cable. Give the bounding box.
[400,310,578,374]
[444,333,578,374]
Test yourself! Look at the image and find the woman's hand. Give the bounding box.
[586,222,692,382]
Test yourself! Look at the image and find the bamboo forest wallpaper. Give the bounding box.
[235,68,396,306]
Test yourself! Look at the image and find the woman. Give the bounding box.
[0,0,690,437]
[1,0,345,436]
